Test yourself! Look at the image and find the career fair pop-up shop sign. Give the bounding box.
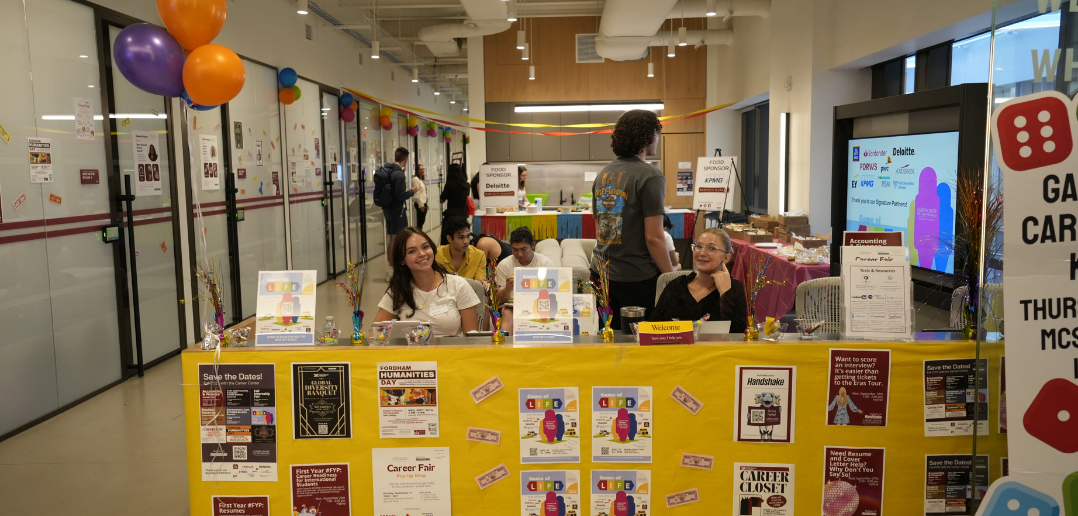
[694,156,737,211]
[478,164,518,209]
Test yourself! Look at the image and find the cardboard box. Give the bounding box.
[729,229,775,243]
[784,224,811,237]
[777,214,809,226]
[750,216,780,230]
[773,227,789,243]
[792,236,827,249]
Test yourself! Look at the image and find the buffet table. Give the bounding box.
[728,237,831,320]
[472,209,696,241]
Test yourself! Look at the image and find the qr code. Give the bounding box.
[538,299,550,312]
[750,409,765,424]
[318,424,328,435]
[429,423,438,435]
[233,446,247,460]
[601,447,609,455]
[530,448,538,457]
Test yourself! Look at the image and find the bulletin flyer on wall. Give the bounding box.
[924,454,988,515]
[211,496,270,516]
[200,134,220,190]
[520,470,580,516]
[291,463,350,516]
[518,388,580,463]
[822,447,885,516]
[292,363,351,439]
[733,463,795,516]
[590,470,650,516]
[592,386,653,463]
[734,366,796,443]
[377,361,439,438]
[923,358,989,437]
[371,447,451,516]
[826,349,891,427]
[254,270,317,345]
[198,364,277,481]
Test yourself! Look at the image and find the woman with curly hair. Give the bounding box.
[591,109,673,330]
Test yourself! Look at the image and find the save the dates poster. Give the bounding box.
[198,364,277,481]
[291,463,350,516]
[823,446,885,516]
[292,363,351,439]
[924,454,988,515]
[827,349,891,427]
[923,359,989,437]
[735,366,796,443]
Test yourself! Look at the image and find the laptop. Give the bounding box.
[701,320,732,334]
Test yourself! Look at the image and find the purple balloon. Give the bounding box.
[340,108,356,123]
[427,128,437,137]
[383,122,393,131]
[407,126,418,137]
[113,24,185,97]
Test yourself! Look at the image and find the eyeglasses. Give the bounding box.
[691,243,728,254]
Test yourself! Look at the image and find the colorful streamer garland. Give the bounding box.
[576,255,613,330]
[336,257,368,318]
[745,254,788,319]
[484,258,503,333]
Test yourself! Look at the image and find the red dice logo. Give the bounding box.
[996,95,1073,171]
[1022,378,1078,453]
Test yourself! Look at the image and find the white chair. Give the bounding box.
[654,270,693,305]
[794,277,843,334]
[949,282,1003,330]
[464,278,488,330]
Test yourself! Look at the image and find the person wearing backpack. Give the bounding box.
[374,147,419,277]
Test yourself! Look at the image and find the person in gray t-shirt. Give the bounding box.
[591,110,675,329]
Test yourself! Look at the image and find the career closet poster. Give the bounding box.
[592,386,653,463]
[132,130,162,196]
[733,463,795,516]
[200,134,220,190]
[518,388,580,463]
[378,361,439,438]
[735,366,796,443]
[826,349,891,426]
[292,363,351,439]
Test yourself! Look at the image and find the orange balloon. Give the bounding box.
[157,0,227,50]
[183,44,245,106]
[379,115,390,126]
[350,100,359,111]
[278,88,296,105]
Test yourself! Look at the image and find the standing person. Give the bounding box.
[591,109,673,330]
[495,227,554,334]
[440,162,470,245]
[373,147,419,277]
[517,165,530,208]
[413,164,428,231]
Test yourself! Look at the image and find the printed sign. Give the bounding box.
[478,164,518,208]
[292,363,351,439]
[28,137,53,183]
[591,470,650,516]
[841,246,912,339]
[200,135,220,190]
[827,349,891,427]
[925,455,988,515]
[74,97,95,141]
[521,470,581,516]
[843,231,905,247]
[256,140,263,166]
[519,388,581,464]
[291,464,349,516]
[80,169,99,185]
[133,130,162,196]
[254,270,317,345]
[377,361,439,438]
[372,448,451,516]
[924,358,989,437]
[735,366,796,443]
[676,170,693,196]
[823,447,885,516]
[198,364,277,481]
[733,463,795,516]
[694,156,737,210]
[592,386,653,463]
[513,267,574,342]
[212,496,269,516]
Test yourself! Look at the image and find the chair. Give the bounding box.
[464,278,488,330]
[794,277,843,334]
[949,283,1004,330]
[654,270,693,305]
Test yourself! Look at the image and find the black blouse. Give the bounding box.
[441,179,470,218]
[648,272,748,333]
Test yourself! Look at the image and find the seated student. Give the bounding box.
[495,227,555,334]
[649,228,748,333]
[663,214,682,272]
[471,232,512,263]
[435,216,489,283]
[374,227,480,337]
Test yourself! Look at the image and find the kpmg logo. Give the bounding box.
[852,146,860,161]
[860,180,874,187]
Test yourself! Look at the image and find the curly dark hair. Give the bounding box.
[386,227,449,318]
[610,109,662,158]
[442,216,471,240]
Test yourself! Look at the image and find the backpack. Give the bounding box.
[372,164,394,208]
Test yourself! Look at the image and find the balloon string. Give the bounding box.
[184,103,213,334]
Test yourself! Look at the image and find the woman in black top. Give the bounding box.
[649,228,748,333]
[471,233,512,263]
[440,163,470,244]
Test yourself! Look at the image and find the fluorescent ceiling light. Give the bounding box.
[515,103,664,113]
[41,113,168,120]
[79,54,88,58]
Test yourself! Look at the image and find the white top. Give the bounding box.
[517,187,528,207]
[495,252,554,303]
[413,176,428,206]
[664,232,675,252]
[378,274,480,337]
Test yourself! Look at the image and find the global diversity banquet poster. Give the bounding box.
[592,386,653,463]
[520,470,580,516]
[255,271,317,345]
[198,364,277,481]
[519,388,580,464]
[590,470,650,516]
[822,447,885,516]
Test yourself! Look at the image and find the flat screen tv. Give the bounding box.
[845,131,959,274]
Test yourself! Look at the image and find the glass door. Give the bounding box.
[359,99,385,259]
[321,91,345,274]
[283,78,328,282]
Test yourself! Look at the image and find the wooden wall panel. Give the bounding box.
[661,98,706,134]
[661,133,705,209]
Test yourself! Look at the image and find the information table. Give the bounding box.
[728,238,831,319]
[183,334,1005,515]
[471,209,695,241]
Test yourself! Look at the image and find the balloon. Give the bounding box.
[428,128,437,137]
[156,0,227,50]
[182,91,218,110]
[112,24,186,97]
[370,107,380,118]
[290,85,301,100]
[445,136,452,143]
[380,107,392,118]
[379,115,390,126]
[429,121,438,130]
[408,116,419,127]
[340,107,355,123]
[278,87,295,105]
[407,126,418,136]
[340,92,354,107]
[350,101,359,111]
[369,116,380,127]
[278,67,297,87]
[382,122,393,131]
[183,44,245,106]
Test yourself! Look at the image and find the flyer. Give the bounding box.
[198,364,277,481]
[254,270,317,345]
[211,496,269,516]
[256,140,263,166]
[292,363,351,439]
[923,358,989,437]
[513,266,575,342]
[371,447,451,516]
[28,137,53,183]
[733,463,795,516]
[590,470,650,516]
[200,134,220,190]
[572,294,599,336]
[924,454,988,515]
[693,156,737,210]
[74,97,95,141]
[521,470,580,516]
[841,246,912,339]
[478,163,518,208]
[676,170,693,196]
[291,463,350,516]
[518,388,580,464]
[592,386,653,463]
[132,130,162,196]
[378,361,439,438]
[734,366,796,443]
[827,349,891,427]
[823,447,885,516]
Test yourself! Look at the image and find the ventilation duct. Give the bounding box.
[595,0,767,61]
[417,0,514,56]
[667,0,771,18]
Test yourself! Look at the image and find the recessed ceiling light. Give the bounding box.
[88,84,95,88]
[79,55,88,58]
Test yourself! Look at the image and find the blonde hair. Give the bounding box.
[838,387,849,407]
[698,228,733,254]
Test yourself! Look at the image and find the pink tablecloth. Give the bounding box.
[728,238,831,320]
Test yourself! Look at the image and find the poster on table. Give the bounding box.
[841,246,912,340]
[198,364,277,481]
[592,386,653,463]
[292,363,351,439]
[132,130,162,196]
[200,135,220,190]
[74,97,95,141]
[573,294,599,335]
[822,447,885,516]
[826,349,891,427]
[693,156,737,210]
[513,267,575,342]
[518,388,580,464]
[477,163,518,208]
[377,361,439,438]
[924,454,988,515]
[254,270,317,345]
[211,496,269,516]
[371,448,451,516]
[27,137,53,183]
[923,359,989,437]
[733,463,795,516]
[520,470,580,516]
[734,366,796,443]
[591,470,650,516]
[291,464,350,516]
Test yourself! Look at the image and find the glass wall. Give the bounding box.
[951,11,1062,101]
[283,78,329,282]
[360,99,385,259]
[322,92,345,273]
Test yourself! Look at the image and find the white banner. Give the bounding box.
[694,156,737,211]
[478,164,518,208]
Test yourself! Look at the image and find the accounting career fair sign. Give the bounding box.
[478,164,518,208]
[693,156,737,211]
[974,90,1078,514]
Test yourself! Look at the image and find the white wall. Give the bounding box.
[467,36,487,181]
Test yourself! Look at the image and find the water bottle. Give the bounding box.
[320,316,340,344]
[536,197,543,210]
